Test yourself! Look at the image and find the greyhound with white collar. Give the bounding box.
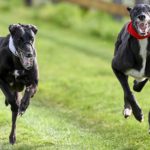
[0,23,38,144]
[112,4,150,122]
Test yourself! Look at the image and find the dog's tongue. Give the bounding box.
[139,23,147,32]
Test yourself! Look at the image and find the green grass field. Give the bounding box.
[0,2,150,150]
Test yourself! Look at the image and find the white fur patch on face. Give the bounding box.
[9,36,18,56]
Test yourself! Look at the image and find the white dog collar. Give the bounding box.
[9,36,19,57]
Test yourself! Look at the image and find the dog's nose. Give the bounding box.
[138,15,146,21]
[26,53,33,58]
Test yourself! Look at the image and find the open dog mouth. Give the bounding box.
[136,21,150,35]
[19,52,34,70]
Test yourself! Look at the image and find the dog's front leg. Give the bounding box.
[9,92,20,145]
[19,84,37,115]
[112,67,144,122]
[0,80,19,144]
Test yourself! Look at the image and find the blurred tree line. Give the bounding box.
[24,0,150,6]
[112,0,150,6]
[21,0,150,41]
[113,0,150,5]
[24,0,150,22]
[135,0,150,4]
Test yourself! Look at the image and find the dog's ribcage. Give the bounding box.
[125,39,148,81]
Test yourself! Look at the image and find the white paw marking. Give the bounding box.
[124,108,132,117]
[141,115,144,122]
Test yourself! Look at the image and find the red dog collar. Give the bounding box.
[127,21,150,39]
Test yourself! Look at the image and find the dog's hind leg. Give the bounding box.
[133,79,148,92]
[0,79,15,104]
[9,92,19,145]
[112,67,144,122]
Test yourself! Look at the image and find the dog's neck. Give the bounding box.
[127,21,150,40]
[9,36,19,57]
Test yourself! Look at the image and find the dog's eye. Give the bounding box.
[20,37,24,42]
[30,37,34,42]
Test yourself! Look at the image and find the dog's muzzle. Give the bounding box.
[18,47,35,70]
[134,14,150,36]
[20,53,34,70]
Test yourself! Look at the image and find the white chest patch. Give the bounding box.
[125,39,148,81]
[13,70,20,78]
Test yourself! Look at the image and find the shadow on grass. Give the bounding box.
[16,144,54,150]
[0,142,54,150]
[32,99,150,149]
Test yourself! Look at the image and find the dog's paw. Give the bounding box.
[9,135,16,145]
[123,108,132,118]
[18,109,25,116]
[132,106,144,122]
[133,80,143,92]
[18,101,29,116]
[133,79,148,92]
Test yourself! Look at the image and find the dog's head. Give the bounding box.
[127,4,150,36]
[9,23,38,70]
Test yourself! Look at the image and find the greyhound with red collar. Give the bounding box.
[112,4,150,122]
[0,24,38,144]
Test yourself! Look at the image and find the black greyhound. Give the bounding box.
[0,24,38,144]
[112,4,150,122]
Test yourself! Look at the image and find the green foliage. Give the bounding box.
[82,10,123,41]
[34,3,82,28]
[50,3,82,28]
[0,0,23,11]
[0,1,11,11]
[32,2,125,41]
[0,1,125,42]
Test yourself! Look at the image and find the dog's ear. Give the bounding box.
[30,25,38,34]
[127,7,132,13]
[9,24,20,35]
